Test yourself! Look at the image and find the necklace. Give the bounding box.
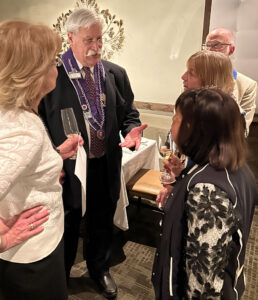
[67,59,105,130]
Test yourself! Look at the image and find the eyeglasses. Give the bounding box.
[202,43,231,50]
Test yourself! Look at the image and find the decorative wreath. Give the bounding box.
[53,0,125,60]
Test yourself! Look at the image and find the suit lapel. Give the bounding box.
[233,79,240,104]
[71,96,88,142]
[103,63,116,139]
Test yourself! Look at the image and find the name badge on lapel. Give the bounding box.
[69,72,82,79]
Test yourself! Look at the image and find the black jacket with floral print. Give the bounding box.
[152,163,257,300]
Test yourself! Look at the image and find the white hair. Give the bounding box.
[66,8,103,33]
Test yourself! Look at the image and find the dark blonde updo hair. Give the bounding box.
[175,88,246,171]
[0,20,62,110]
[187,50,234,95]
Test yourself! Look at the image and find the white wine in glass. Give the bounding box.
[159,132,186,185]
[61,108,80,160]
[159,133,174,185]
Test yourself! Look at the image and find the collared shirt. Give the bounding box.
[75,58,94,80]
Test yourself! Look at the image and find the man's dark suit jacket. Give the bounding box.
[39,60,141,210]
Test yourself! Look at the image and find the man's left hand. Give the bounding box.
[119,124,148,150]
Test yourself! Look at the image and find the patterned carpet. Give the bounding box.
[68,240,156,300]
[243,206,258,300]
[110,241,155,299]
[68,204,161,300]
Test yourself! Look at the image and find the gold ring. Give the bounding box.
[30,223,34,230]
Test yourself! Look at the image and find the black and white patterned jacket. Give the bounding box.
[152,163,257,300]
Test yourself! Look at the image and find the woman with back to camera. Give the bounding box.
[0,20,83,299]
[152,88,257,299]
[157,50,243,209]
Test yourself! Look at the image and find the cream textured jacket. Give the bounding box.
[0,109,64,263]
[233,71,257,134]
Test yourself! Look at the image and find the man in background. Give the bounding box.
[39,8,146,299]
[205,27,257,134]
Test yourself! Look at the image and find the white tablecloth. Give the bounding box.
[113,137,160,230]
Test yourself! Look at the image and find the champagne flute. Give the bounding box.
[61,108,80,160]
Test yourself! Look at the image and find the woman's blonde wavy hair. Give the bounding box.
[187,50,234,95]
[0,20,62,110]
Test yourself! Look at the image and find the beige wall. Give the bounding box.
[0,0,205,105]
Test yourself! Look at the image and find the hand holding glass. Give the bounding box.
[159,133,186,185]
[159,133,174,185]
[61,108,80,160]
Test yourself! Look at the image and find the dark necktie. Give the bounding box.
[84,67,105,158]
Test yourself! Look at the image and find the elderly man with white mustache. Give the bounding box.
[39,8,146,299]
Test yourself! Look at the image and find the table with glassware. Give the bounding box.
[113,137,160,231]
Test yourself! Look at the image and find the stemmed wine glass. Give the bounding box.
[159,132,186,185]
[159,132,175,185]
[61,108,80,160]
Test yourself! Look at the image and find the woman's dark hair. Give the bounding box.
[175,88,247,171]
